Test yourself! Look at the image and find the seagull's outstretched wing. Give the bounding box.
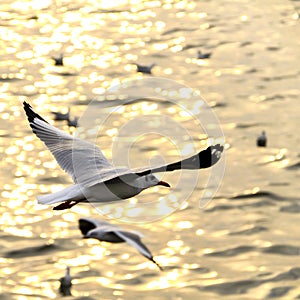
[134,144,224,176]
[23,102,121,186]
[78,217,117,235]
[114,230,163,270]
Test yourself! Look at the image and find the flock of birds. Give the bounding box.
[23,101,223,296]
[51,49,212,75]
[25,51,266,296]
[50,50,212,130]
[51,52,267,145]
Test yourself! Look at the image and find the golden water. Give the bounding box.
[0,0,300,299]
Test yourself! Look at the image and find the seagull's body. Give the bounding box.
[52,53,64,66]
[135,63,156,74]
[51,108,70,121]
[197,50,211,59]
[257,130,267,147]
[59,266,72,296]
[23,101,223,210]
[79,217,163,270]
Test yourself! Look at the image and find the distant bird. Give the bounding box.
[257,130,267,147]
[197,50,211,59]
[79,217,163,270]
[23,101,223,211]
[59,266,72,296]
[52,54,64,66]
[67,116,79,128]
[135,63,156,74]
[51,108,70,121]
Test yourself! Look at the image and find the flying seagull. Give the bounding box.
[135,63,156,74]
[51,107,70,121]
[257,130,267,147]
[59,266,72,296]
[67,116,79,128]
[79,217,163,270]
[23,101,223,210]
[52,53,64,66]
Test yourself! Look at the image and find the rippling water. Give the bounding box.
[1,0,300,299]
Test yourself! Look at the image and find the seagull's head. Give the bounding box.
[140,174,170,189]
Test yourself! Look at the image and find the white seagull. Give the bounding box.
[59,266,72,296]
[79,217,163,270]
[23,102,223,211]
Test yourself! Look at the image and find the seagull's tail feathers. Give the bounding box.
[37,184,85,205]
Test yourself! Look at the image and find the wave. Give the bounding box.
[205,245,255,257]
[206,244,300,258]
[231,190,284,201]
[286,161,300,170]
[201,279,262,295]
[229,226,268,236]
[4,242,60,258]
[280,203,300,213]
[261,244,300,256]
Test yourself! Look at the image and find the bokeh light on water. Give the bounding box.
[75,77,225,222]
[0,0,300,298]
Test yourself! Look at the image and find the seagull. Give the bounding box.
[79,217,163,270]
[23,101,223,211]
[67,116,79,128]
[51,108,70,121]
[52,53,64,66]
[135,63,156,74]
[257,130,267,147]
[59,266,72,296]
[197,50,211,59]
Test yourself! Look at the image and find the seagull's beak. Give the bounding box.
[157,180,171,188]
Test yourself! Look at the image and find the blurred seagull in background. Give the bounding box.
[52,53,64,66]
[79,217,163,270]
[51,108,70,121]
[59,266,72,296]
[257,130,267,147]
[23,101,223,211]
[67,116,79,128]
[135,63,156,74]
[197,50,211,59]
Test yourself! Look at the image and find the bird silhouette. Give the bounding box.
[135,63,156,74]
[79,217,163,270]
[197,50,211,59]
[52,53,64,66]
[257,130,267,147]
[59,266,72,296]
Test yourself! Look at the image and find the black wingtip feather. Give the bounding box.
[23,101,49,124]
[151,258,164,271]
[199,144,224,169]
[78,218,97,236]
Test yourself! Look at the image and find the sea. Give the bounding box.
[0,0,300,299]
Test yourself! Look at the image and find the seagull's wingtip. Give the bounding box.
[23,101,49,124]
[151,258,164,271]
